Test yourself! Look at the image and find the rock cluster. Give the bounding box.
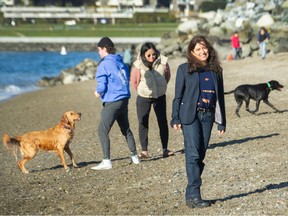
[157,0,288,60]
[38,58,97,87]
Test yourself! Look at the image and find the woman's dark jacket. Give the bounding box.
[170,63,226,131]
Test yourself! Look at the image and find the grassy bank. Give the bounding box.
[0,23,178,37]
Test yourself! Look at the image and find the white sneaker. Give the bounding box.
[131,154,140,164]
[91,159,112,170]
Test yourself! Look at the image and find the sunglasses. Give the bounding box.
[146,53,156,58]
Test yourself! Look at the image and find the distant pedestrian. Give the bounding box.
[91,37,140,170]
[123,44,136,72]
[257,27,270,59]
[123,48,132,70]
[230,31,241,60]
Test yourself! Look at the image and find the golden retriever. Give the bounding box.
[2,111,81,174]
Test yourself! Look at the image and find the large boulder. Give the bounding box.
[213,41,231,60]
[256,13,275,27]
[241,43,252,58]
[177,19,199,34]
[270,21,288,40]
[272,38,288,53]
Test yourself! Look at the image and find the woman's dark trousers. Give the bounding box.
[136,95,169,151]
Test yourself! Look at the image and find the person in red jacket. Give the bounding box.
[231,31,241,60]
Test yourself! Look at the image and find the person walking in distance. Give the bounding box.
[130,42,175,159]
[231,31,241,60]
[257,26,270,59]
[171,35,226,208]
[91,37,140,170]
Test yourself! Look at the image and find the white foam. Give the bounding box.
[4,84,21,92]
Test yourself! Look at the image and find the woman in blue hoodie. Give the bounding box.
[91,37,140,170]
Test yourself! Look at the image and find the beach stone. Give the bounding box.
[241,43,252,58]
[272,38,288,53]
[264,1,276,11]
[270,22,288,39]
[256,13,275,27]
[38,58,98,87]
[213,41,231,60]
[62,73,77,85]
[214,10,225,25]
[282,0,288,8]
[198,11,216,21]
[177,19,199,34]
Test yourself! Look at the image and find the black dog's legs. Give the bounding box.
[245,99,253,113]
[235,100,243,117]
[250,100,261,114]
[263,99,282,112]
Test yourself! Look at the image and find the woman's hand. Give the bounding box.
[218,130,225,135]
[173,124,182,130]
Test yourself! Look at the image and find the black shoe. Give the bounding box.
[186,197,211,208]
[162,149,175,158]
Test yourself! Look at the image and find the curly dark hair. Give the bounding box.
[187,35,222,75]
[140,42,160,70]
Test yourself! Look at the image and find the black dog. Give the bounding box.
[225,80,284,117]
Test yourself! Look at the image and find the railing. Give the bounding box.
[0,6,133,20]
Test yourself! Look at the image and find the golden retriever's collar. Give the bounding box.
[63,125,72,131]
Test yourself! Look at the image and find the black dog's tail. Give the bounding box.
[224,90,235,95]
[3,134,20,160]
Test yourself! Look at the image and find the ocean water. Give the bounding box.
[0,51,100,102]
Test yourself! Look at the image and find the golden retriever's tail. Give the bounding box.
[224,90,235,95]
[3,134,20,160]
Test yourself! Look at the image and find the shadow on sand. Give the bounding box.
[211,181,288,203]
[209,133,279,149]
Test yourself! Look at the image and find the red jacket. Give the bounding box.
[231,35,240,48]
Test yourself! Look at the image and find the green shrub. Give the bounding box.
[199,1,227,12]
[133,12,176,24]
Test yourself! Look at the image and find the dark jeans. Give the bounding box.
[98,98,136,159]
[182,111,214,201]
[136,95,169,151]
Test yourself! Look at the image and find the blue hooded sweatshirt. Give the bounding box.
[96,54,131,102]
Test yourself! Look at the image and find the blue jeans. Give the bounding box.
[232,48,238,60]
[259,42,266,59]
[182,111,214,201]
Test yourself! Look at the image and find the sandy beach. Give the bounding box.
[0,53,287,215]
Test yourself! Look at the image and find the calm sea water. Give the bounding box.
[0,51,100,102]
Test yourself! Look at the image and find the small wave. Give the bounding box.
[4,84,22,92]
[0,84,41,102]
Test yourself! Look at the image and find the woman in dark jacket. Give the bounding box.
[171,35,226,208]
[257,26,270,59]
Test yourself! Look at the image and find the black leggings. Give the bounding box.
[136,95,169,151]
